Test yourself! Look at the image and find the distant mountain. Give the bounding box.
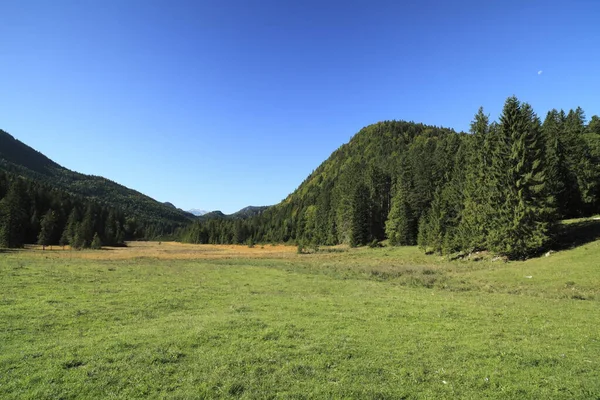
[230,206,269,219]
[199,211,227,220]
[187,209,208,216]
[0,129,193,225]
[197,206,269,220]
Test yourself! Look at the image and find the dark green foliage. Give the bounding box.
[588,115,600,135]
[540,108,600,218]
[457,109,494,251]
[0,129,191,229]
[90,233,102,249]
[37,210,57,249]
[179,98,597,259]
[0,179,27,248]
[0,172,131,249]
[366,165,391,241]
[0,130,191,247]
[180,121,457,246]
[483,98,555,258]
[350,183,371,247]
[386,182,417,246]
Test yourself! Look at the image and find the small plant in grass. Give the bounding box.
[311,242,320,253]
[90,233,102,249]
[368,239,382,248]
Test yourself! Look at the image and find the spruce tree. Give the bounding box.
[542,110,569,217]
[457,108,494,251]
[487,97,555,258]
[90,232,102,249]
[350,183,371,247]
[37,210,57,250]
[385,155,418,245]
[588,115,600,135]
[0,182,27,248]
[417,189,445,254]
[386,183,417,245]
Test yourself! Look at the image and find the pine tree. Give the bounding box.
[385,154,419,246]
[37,210,57,250]
[417,189,445,254]
[0,181,28,248]
[90,232,102,249]
[367,165,391,241]
[350,183,371,247]
[458,108,494,251]
[78,205,95,248]
[385,183,417,245]
[566,108,598,213]
[62,207,83,248]
[487,97,555,258]
[59,227,69,249]
[588,115,600,135]
[542,110,569,217]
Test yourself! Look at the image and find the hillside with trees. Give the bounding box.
[0,130,193,226]
[181,97,600,259]
[0,130,193,248]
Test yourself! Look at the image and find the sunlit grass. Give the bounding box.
[1,238,600,398]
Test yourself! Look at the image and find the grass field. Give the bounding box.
[2,225,600,399]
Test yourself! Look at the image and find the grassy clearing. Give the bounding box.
[2,229,600,398]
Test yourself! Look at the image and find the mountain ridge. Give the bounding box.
[0,129,193,226]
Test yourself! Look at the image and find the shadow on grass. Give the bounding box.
[0,248,17,253]
[551,218,600,251]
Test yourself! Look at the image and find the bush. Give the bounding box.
[90,233,102,249]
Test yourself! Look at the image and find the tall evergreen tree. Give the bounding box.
[457,109,493,251]
[542,110,569,217]
[385,179,417,245]
[350,183,371,247]
[486,97,555,258]
[0,181,28,248]
[37,209,57,250]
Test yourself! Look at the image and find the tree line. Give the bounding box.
[181,97,600,259]
[0,170,179,249]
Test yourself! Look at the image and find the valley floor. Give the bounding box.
[1,240,599,399]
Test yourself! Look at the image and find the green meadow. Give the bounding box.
[2,223,600,399]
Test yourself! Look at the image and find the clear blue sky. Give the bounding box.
[1,0,599,213]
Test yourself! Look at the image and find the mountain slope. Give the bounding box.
[0,129,192,225]
[187,209,208,216]
[197,206,269,221]
[182,120,462,245]
[183,100,600,259]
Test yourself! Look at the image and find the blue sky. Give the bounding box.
[1,0,599,213]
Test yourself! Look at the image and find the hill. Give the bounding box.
[256,120,461,245]
[182,99,600,258]
[183,120,461,245]
[187,209,208,216]
[0,129,192,225]
[197,206,269,221]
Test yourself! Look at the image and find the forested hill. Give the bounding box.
[0,129,192,225]
[182,121,463,246]
[197,206,270,221]
[256,120,462,246]
[182,98,600,259]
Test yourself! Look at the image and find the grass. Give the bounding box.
[2,223,600,399]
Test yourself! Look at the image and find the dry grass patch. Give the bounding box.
[20,241,298,261]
